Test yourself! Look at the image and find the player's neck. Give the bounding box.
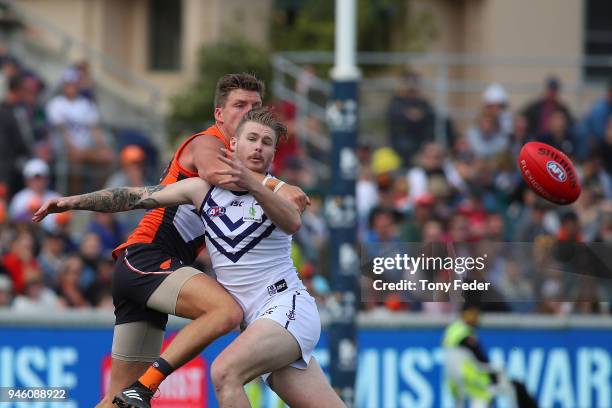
[215,122,231,143]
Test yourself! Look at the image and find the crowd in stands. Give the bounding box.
[353,72,612,315]
[0,49,155,312]
[0,51,609,315]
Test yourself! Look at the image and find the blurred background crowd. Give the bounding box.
[0,45,610,316]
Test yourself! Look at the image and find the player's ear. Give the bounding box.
[230,137,237,151]
[214,106,223,123]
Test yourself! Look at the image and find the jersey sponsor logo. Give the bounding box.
[267,279,288,296]
[243,201,263,223]
[207,206,226,217]
[230,201,244,207]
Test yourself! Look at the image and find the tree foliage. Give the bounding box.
[169,39,272,135]
[271,0,436,52]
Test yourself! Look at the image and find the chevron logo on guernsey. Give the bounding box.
[207,206,226,217]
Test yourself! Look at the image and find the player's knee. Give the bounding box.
[210,357,241,391]
[227,303,243,327]
[213,302,243,335]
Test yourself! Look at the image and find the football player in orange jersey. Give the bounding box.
[37,73,309,408]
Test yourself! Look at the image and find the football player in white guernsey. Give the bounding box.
[34,108,345,408]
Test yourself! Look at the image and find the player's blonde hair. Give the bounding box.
[236,107,288,146]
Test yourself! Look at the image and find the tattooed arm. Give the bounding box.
[32,178,210,222]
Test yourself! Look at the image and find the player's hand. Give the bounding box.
[32,197,75,222]
[214,148,259,191]
[276,184,310,212]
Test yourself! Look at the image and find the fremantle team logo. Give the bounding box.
[546,161,567,182]
[207,206,226,217]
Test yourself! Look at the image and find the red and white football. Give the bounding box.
[517,141,581,205]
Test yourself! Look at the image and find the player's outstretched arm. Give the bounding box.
[190,137,310,210]
[214,152,301,234]
[32,178,210,222]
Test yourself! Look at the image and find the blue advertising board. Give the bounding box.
[0,326,610,407]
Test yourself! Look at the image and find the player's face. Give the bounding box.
[232,121,277,174]
[215,89,263,138]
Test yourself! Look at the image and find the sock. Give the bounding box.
[138,357,174,392]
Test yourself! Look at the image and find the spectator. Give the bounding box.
[37,231,66,288]
[578,77,612,157]
[0,56,21,100]
[87,213,125,253]
[105,145,150,232]
[46,69,113,193]
[598,117,612,176]
[509,113,531,158]
[271,101,301,173]
[294,189,327,263]
[593,202,612,243]
[421,219,445,243]
[387,71,435,165]
[55,255,89,308]
[496,259,534,311]
[356,157,379,234]
[406,142,451,203]
[485,212,506,241]
[557,211,582,242]
[78,232,102,290]
[279,157,314,189]
[12,274,63,312]
[0,75,32,196]
[574,185,603,242]
[9,159,60,231]
[106,145,148,189]
[365,207,402,245]
[514,199,553,242]
[2,230,39,295]
[21,74,47,142]
[523,75,573,136]
[579,151,612,199]
[400,193,435,242]
[84,257,113,308]
[536,109,577,157]
[482,83,512,134]
[466,111,508,159]
[72,60,96,101]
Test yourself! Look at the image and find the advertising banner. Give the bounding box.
[0,326,609,408]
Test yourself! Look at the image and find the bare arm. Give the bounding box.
[215,154,301,234]
[33,178,209,222]
[190,137,311,209]
[249,182,301,235]
[191,136,266,189]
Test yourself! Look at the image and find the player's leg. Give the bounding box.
[99,251,167,408]
[96,359,149,408]
[135,268,243,393]
[210,318,301,408]
[98,321,164,407]
[268,358,345,408]
[157,270,243,367]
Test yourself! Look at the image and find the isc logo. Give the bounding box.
[546,161,567,182]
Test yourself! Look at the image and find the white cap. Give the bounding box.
[61,68,80,84]
[23,158,49,179]
[483,83,508,104]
